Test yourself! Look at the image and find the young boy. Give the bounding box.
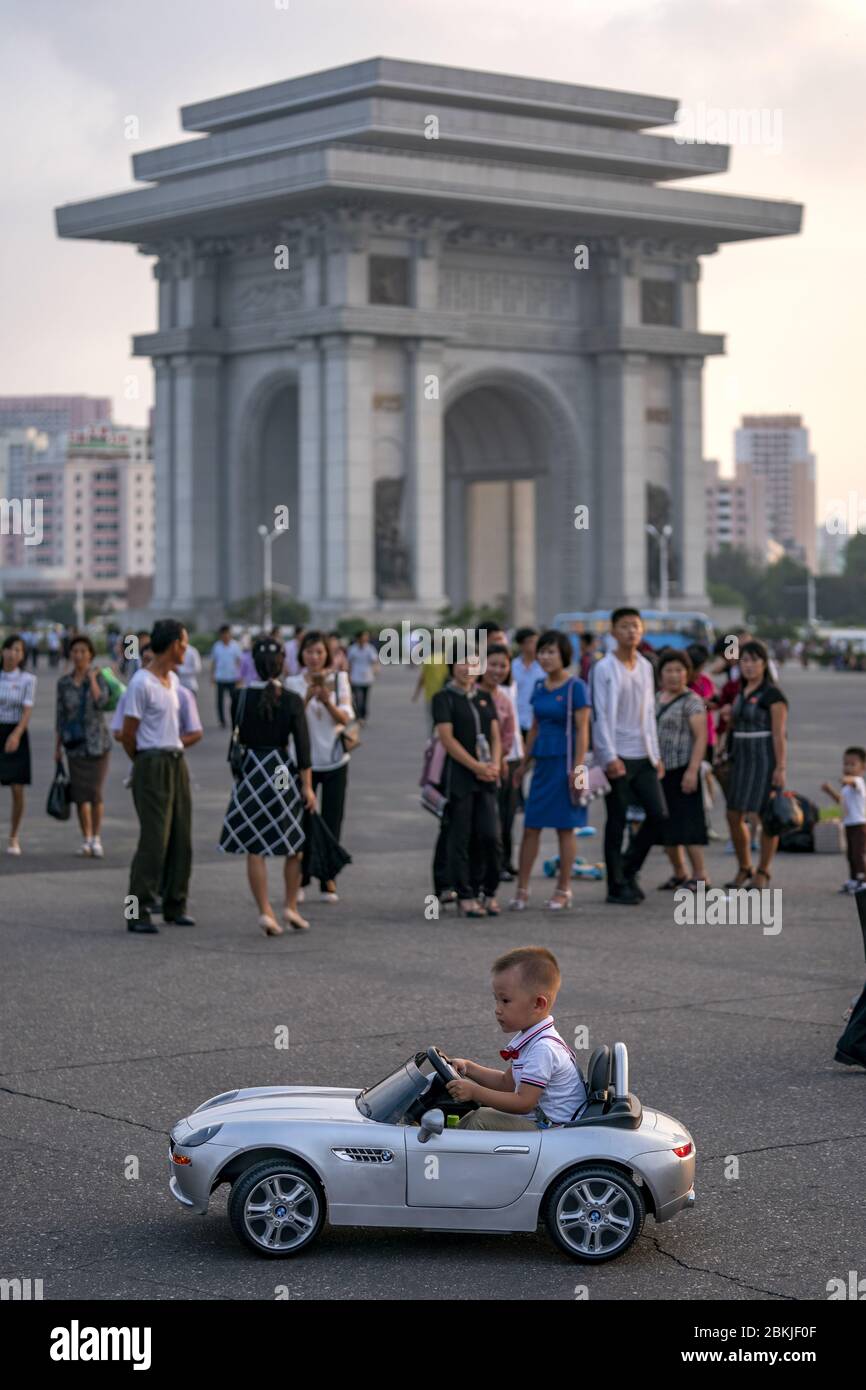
[822,746,866,892]
[447,946,587,1130]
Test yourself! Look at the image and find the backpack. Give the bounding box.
[100,666,126,713]
[778,791,819,852]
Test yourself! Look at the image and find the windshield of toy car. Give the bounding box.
[355,1052,435,1124]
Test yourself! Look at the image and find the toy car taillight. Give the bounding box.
[672,1142,692,1158]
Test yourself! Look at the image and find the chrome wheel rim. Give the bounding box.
[243,1173,319,1251]
[556,1176,635,1256]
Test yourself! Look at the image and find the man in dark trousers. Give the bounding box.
[122,620,203,933]
[835,890,866,1068]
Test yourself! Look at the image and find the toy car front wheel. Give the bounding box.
[544,1164,645,1263]
[228,1160,325,1257]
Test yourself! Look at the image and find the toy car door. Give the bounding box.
[404,1127,541,1208]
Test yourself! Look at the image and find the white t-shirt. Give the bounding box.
[615,662,648,758]
[0,668,36,723]
[113,680,201,739]
[841,777,866,827]
[123,669,184,751]
[284,671,355,770]
[507,1016,587,1124]
[346,643,378,686]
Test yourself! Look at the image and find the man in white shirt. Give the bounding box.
[122,621,203,933]
[592,607,666,905]
[210,624,242,728]
[512,627,544,736]
[346,630,378,722]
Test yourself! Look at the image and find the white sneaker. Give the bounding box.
[78,839,93,857]
[6,840,21,856]
[91,839,104,858]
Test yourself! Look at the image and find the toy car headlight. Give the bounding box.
[181,1124,223,1147]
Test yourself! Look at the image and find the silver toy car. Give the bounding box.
[169,1043,695,1263]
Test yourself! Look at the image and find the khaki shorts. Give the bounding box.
[458,1106,539,1131]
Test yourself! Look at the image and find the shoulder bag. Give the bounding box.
[227,687,249,780]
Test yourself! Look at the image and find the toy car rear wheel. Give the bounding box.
[228,1160,325,1257]
[544,1164,645,1263]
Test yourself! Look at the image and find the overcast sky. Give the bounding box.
[2,0,863,520]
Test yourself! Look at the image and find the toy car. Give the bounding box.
[169,1042,695,1263]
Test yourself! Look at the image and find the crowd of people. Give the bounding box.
[2,606,865,942]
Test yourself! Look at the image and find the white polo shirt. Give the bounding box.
[506,1016,587,1124]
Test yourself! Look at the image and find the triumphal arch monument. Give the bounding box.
[56,58,801,626]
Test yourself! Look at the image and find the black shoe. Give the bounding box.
[164,913,196,926]
[127,917,159,934]
[834,1048,866,1068]
[606,887,642,906]
[625,877,645,901]
[499,868,515,882]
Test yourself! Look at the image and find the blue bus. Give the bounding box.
[553,610,716,664]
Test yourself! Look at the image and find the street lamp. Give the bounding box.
[257,523,286,631]
[646,523,673,612]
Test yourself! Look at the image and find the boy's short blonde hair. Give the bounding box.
[493,946,561,1000]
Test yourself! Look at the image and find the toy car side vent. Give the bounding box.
[331,1147,395,1164]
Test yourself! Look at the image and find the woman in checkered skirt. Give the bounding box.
[219,638,316,935]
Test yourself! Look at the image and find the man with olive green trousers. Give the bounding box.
[121,620,203,934]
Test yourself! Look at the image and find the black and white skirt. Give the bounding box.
[218,748,305,857]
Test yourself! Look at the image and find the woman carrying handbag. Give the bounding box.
[285,629,355,903]
[509,630,590,912]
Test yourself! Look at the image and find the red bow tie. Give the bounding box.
[500,1047,519,1060]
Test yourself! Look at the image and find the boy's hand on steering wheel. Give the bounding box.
[449,1057,470,1077]
[446,1077,478,1103]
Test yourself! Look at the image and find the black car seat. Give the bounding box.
[564,1043,642,1130]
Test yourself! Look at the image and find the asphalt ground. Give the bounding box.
[1,660,865,1301]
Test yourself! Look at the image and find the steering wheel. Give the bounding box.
[426,1046,459,1086]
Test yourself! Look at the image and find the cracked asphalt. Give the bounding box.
[1,661,865,1301]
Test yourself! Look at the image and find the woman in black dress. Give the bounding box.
[219,638,316,935]
[722,639,788,891]
[652,648,709,890]
[0,634,36,855]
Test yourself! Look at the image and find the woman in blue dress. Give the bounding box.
[509,630,590,911]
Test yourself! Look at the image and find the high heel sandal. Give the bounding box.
[724,865,754,890]
[258,914,284,937]
[482,895,501,916]
[546,888,573,911]
[283,906,310,931]
[751,868,772,889]
[508,889,530,912]
[457,898,486,918]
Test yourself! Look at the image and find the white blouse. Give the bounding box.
[284,670,355,770]
[0,668,36,724]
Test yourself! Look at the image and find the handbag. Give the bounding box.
[330,674,361,757]
[566,678,590,807]
[227,687,248,781]
[420,731,448,817]
[60,681,89,751]
[46,760,72,821]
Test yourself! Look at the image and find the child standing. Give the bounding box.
[822,745,866,893]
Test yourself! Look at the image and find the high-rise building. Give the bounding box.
[816,525,848,577]
[0,395,112,435]
[734,415,816,570]
[64,427,155,596]
[705,457,767,560]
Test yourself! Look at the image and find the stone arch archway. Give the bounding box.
[442,366,586,623]
[233,369,300,604]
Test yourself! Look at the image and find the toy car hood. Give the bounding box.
[172,1086,365,1140]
